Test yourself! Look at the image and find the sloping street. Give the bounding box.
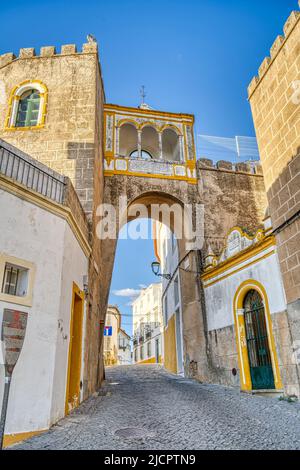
[12,365,300,450]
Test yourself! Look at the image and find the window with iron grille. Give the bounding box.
[15,90,41,127]
[164,293,168,325]
[147,341,152,358]
[2,263,29,297]
[174,276,179,307]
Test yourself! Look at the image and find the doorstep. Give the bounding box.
[242,389,283,398]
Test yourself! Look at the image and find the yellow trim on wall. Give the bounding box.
[136,357,157,365]
[5,80,48,131]
[203,249,275,288]
[202,236,276,283]
[164,315,177,374]
[3,429,47,448]
[117,118,139,129]
[233,279,283,392]
[104,103,195,122]
[159,123,183,135]
[104,169,197,185]
[216,227,265,263]
[65,282,85,416]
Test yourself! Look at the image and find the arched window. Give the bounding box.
[162,128,180,161]
[130,150,152,160]
[119,123,138,157]
[5,81,48,130]
[141,126,159,159]
[15,89,41,128]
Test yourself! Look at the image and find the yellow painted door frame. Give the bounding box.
[233,279,282,392]
[65,282,85,415]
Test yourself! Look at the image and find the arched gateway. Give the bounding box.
[99,104,208,379]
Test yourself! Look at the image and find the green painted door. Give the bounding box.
[244,290,275,390]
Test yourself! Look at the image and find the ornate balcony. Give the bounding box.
[103,104,197,184]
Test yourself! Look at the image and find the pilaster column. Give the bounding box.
[159,131,163,159]
[138,130,142,159]
[116,126,120,156]
[179,135,184,162]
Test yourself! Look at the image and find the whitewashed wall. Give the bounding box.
[0,189,88,435]
[204,249,287,332]
[157,223,184,374]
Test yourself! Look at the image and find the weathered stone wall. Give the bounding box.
[101,173,210,382]
[0,44,106,398]
[248,10,300,302]
[197,159,268,255]
[207,326,240,388]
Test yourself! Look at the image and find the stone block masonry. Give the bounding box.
[248,9,300,192]
[248,6,300,394]
[197,159,268,255]
[248,8,300,307]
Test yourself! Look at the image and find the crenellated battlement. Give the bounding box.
[197,158,263,176]
[0,42,98,69]
[248,6,300,98]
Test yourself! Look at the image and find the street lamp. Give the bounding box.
[151,261,171,281]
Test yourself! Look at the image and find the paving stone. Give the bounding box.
[11,365,300,450]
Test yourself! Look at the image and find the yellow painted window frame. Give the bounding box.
[5,80,48,131]
[0,253,36,307]
[233,279,283,392]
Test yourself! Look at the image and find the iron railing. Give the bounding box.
[0,142,66,204]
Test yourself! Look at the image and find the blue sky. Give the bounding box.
[0,0,297,336]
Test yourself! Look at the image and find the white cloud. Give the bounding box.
[113,288,141,298]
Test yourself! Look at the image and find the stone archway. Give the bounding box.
[97,171,209,382]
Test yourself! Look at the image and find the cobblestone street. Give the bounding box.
[12,365,300,450]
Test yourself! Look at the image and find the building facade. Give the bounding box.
[103,306,121,366]
[118,329,132,366]
[0,139,90,446]
[103,306,132,366]
[154,223,184,375]
[202,222,291,394]
[132,283,164,365]
[0,42,106,403]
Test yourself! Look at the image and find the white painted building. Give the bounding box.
[0,141,90,446]
[154,223,184,375]
[201,221,296,396]
[118,328,132,365]
[132,283,164,365]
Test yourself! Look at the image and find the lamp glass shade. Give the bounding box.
[151,261,161,276]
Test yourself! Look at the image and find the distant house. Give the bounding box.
[104,306,132,366]
[132,283,164,365]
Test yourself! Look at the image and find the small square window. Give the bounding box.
[1,263,29,297]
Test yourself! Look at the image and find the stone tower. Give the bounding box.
[248,7,300,392]
[0,43,106,396]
